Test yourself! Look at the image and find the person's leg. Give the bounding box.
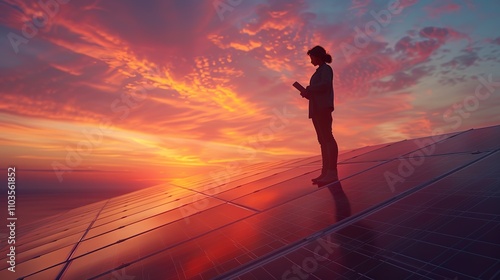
[329,136,339,171]
[317,112,339,184]
[325,112,338,172]
[312,117,329,181]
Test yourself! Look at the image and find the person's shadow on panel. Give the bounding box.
[321,182,380,278]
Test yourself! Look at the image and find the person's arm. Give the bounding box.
[293,81,310,99]
[306,65,333,95]
[300,90,310,99]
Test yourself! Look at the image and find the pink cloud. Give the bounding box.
[349,0,372,17]
[425,2,461,18]
[1,0,499,191]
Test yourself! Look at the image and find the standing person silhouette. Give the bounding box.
[300,45,339,185]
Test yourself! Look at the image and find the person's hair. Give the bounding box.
[307,45,332,63]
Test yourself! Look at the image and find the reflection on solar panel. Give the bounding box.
[1,125,499,279]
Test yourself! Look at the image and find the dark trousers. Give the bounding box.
[312,111,338,173]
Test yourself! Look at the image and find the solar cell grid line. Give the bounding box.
[174,159,295,190]
[86,193,215,233]
[103,196,165,211]
[167,155,492,276]
[14,204,103,234]
[0,201,111,279]
[1,187,222,272]
[101,184,174,203]
[97,187,175,214]
[212,150,496,279]
[22,264,66,280]
[336,173,496,278]
[69,153,488,280]
[83,155,484,278]
[5,229,85,267]
[93,185,211,215]
[344,153,500,279]
[13,210,68,236]
[236,149,500,280]
[0,225,87,268]
[214,165,323,201]
[169,184,262,213]
[3,220,82,253]
[0,241,72,279]
[395,225,498,279]
[178,148,383,200]
[11,201,106,241]
[260,153,482,266]
[397,129,500,164]
[92,187,200,222]
[208,165,320,198]
[171,169,259,193]
[179,167,298,197]
[99,195,162,213]
[105,186,196,208]
[103,186,166,203]
[271,155,319,167]
[418,124,500,156]
[73,194,246,251]
[97,190,161,211]
[54,204,105,221]
[110,186,212,209]
[343,130,466,163]
[0,208,105,266]
[55,199,111,279]
[228,152,483,213]
[101,188,158,204]
[339,213,484,278]
[181,144,410,206]
[58,204,256,279]
[14,213,98,245]
[229,162,380,211]
[1,158,316,256]
[4,127,498,279]
[336,142,395,163]
[86,220,286,280]
[290,143,393,170]
[19,209,113,244]
[191,163,297,189]
[80,197,227,244]
[253,143,390,170]
[90,189,199,227]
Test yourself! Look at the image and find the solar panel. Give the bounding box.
[1,125,499,279]
[230,162,379,211]
[232,149,500,279]
[343,131,463,163]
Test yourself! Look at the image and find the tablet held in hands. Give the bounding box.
[292,81,306,92]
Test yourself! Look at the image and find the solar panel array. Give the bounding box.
[1,125,499,279]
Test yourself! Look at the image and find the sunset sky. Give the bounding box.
[1,0,499,192]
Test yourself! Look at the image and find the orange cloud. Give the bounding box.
[1,0,499,192]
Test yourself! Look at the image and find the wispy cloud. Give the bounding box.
[1,0,499,191]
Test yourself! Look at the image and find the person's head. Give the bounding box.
[307,45,332,66]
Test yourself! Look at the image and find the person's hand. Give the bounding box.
[300,87,310,98]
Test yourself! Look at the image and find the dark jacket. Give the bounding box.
[305,63,334,118]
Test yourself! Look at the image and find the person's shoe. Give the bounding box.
[316,170,339,185]
[312,169,327,184]
[312,173,326,184]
